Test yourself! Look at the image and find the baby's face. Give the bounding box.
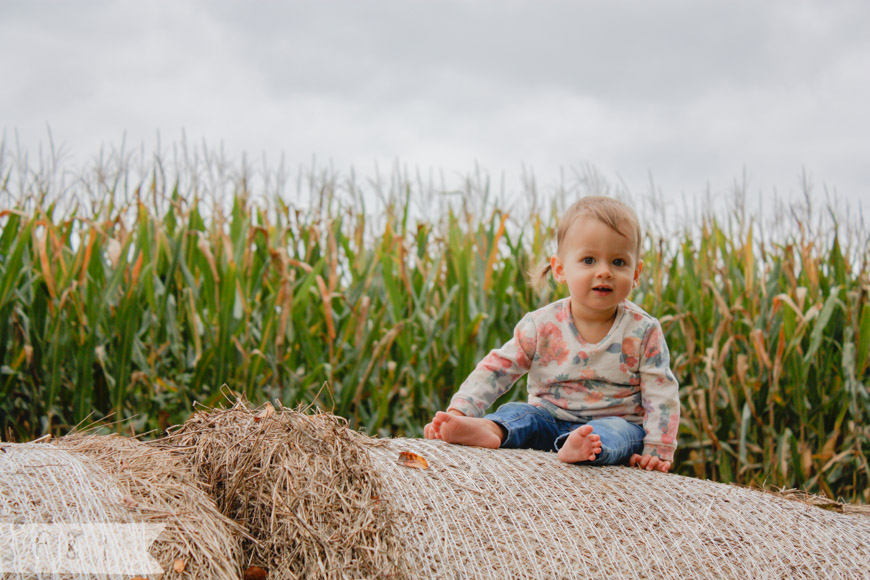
[550,215,642,321]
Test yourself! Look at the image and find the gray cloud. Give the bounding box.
[1,0,867,209]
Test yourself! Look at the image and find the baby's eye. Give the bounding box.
[613,258,626,267]
[582,257,595,265]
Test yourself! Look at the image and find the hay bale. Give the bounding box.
[1,441,138,580]
[11,403,864,579]
[161,403,870,579]
[775,488,870,516]
[367,437,870,580]
[0,437,241,580]
[55,434,243,579]
[164,401,411,580]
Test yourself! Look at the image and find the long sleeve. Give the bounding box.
[448,314,537,417]
[638,321,680,461]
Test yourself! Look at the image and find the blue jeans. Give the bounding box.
[483,402,644,465]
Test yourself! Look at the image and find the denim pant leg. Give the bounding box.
[555,416,645,465]
[483,402,563,452]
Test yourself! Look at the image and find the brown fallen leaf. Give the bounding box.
[397,451,429,470]
[173,558,186,573]
[254,403,275,422]
[243,565,268,580]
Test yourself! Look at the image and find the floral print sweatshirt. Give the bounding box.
[449,298,680,461]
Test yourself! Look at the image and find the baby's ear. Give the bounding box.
[550,255,564,282]
[633,260,644,285]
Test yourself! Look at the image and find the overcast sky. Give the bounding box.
[1,0,868,212]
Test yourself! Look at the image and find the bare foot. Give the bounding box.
[557,425,602,463]
[431,411,503,449]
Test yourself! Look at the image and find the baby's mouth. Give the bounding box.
[592,286,613,294]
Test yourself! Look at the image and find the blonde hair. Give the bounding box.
[530,196,642,290]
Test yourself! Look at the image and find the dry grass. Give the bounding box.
[54,434,244,579]
[773,488,870,516]
[0,435,242,579]
[161,399,412,580]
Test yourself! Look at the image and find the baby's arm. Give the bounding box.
[424,313,536,439]
[636,321,681,472]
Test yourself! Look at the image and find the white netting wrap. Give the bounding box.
[0,443,147,579]
[0,444,126,525]
[0,438,241,580]
[367,438,870,580]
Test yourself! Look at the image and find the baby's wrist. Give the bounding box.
[641,444,675,463]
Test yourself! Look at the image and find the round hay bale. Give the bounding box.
[1,441,138,579]
[164,401,411,580]
[367,437,870,580]
[0,441,130,526]
[54,434,243,579]
[0,436,241,579]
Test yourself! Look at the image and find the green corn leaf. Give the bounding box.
[804,290,843,364]
[857,303,870,376]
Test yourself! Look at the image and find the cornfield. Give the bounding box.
[1,142,868,502]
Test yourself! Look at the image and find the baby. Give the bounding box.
[424,196,680,472]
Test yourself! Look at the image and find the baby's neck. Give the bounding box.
[571,306,618,344]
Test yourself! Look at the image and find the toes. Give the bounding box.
[433,411,451,425]
[578,425,594,436]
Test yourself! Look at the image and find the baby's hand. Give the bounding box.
[629,454,671,473]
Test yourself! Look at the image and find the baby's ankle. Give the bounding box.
[492,422,507,443]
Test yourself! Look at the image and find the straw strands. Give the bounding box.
[0,437,241,579]
[162,401,412,580]
[54,434,244,579]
